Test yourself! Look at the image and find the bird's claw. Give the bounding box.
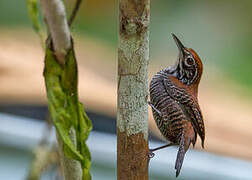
[148,150,155,158]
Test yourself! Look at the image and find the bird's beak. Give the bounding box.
[171,33,186,54]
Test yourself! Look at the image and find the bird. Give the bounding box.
[148,33,205,177]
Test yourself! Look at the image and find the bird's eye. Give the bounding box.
[185,57,194,66]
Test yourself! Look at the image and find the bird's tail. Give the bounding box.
[175,133,191,177]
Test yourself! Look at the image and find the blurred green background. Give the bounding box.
[1,0,252,92]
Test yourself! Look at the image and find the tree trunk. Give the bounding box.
[117,0,150,179]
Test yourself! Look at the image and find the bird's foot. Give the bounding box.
[148,149,155,158]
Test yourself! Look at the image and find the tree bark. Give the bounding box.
[117,0,150,179]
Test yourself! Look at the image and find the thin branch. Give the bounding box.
[40,1,85,180]
[68,0,82,27]
[40,0,71,64]
[26,116,58,180]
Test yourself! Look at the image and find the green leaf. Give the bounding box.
[26,0,44,48]
[79,103,92,180]
[43,43,92,179]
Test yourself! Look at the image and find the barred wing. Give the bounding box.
[162,78,205,148]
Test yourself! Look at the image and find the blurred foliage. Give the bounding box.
[0,0,29,25]
[26,0,44,48]
[64,0,118,46]
[1,0,252,93]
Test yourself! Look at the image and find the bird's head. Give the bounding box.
[172,33,203,86]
